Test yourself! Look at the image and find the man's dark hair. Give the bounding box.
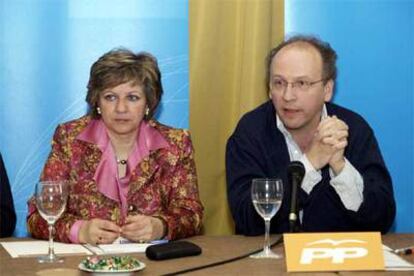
[266,35,337,85]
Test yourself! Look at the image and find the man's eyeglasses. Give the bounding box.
[270,78,326,92]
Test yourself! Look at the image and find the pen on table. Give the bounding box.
[393,246,414,255]
[119,238,169,245]
[150,239,169,245]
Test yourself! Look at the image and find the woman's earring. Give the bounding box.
[145,107,150,117]
[96,107,101,115]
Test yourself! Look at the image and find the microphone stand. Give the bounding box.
[287,161,305,233]
[288,175,300,233]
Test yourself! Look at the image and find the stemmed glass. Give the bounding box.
[250,178,283,259]
[35,180,68,263]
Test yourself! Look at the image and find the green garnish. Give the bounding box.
[82,256,141,271]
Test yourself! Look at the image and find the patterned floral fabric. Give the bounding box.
[27,116,204,243]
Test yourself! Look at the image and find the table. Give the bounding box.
[0,234,413,275]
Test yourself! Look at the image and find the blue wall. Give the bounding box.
[0,0,189,237]
[286,0,414,232]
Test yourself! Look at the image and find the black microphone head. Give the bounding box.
[287,161,305,179]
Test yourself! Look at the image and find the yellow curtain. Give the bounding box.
[189,0,285,235]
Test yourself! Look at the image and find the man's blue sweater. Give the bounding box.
[226,101,395,235]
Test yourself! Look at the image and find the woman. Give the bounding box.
[27,49,203,244]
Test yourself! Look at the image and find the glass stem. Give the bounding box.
[48,224,55,259]
[264,218,271,254]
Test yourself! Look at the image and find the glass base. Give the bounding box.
[250,249,282,259]
[37,254,64,263]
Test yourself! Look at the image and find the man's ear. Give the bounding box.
[268,81,273,99]
[324,79,334,102]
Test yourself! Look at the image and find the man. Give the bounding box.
[226,35,395,235]
[0,153,16,237]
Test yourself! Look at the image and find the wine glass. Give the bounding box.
[35,180,68,263]
[250,178,283,259]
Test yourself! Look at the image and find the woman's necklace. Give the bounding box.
[116,158,127,165]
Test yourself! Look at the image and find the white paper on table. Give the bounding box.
[1,241,92,258]
[84,242,151,255]
[383,245,414,271]
[83,236,167,255]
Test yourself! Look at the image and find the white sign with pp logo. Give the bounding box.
[284,232,384,272]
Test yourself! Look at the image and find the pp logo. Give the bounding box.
[300,239,368,264]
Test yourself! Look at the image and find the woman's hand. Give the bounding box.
[78,218,121,245]
[121,215,166,242]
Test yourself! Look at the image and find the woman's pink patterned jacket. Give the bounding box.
[27,116,204,243]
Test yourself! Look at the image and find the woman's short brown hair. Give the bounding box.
[86,48,163,119]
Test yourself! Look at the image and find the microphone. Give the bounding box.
[288,161,305,233]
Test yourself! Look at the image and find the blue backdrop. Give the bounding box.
[286,0,414,232]
[0,0,189,237]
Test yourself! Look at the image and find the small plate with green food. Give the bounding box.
[79,255,145,273]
